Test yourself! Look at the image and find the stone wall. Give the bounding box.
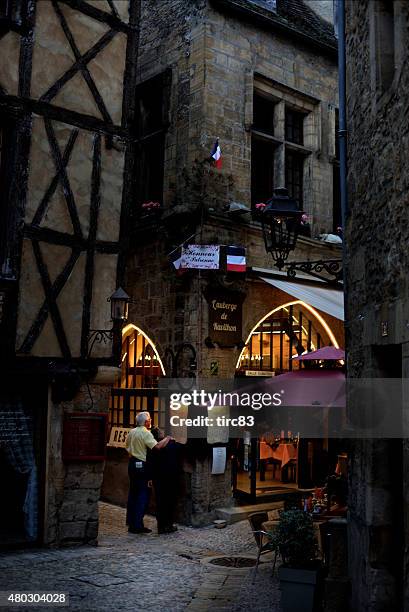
[345,1,409,609]
[44,381,111,547]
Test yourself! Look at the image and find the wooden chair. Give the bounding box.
[248,512,279,582]
[287,458,297,483]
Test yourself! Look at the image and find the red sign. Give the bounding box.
[62,412,108,461]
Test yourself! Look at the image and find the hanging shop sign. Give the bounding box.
[205,289,244,347]
[181,245,220,270]
[62,412,108,461]
[107,426,131,448]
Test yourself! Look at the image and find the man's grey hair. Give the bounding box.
[136,411,151,427]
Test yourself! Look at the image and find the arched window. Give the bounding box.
[119,324,165,389]
[236,300,339,375]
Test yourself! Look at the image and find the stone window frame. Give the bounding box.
[369,0,406,107]
[249,74,321,217]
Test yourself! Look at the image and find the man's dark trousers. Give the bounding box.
[127,458,150,530]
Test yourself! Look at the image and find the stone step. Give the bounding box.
[215,501,285,524]
[215,489,314,524]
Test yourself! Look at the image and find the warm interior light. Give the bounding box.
[235,300,340,370]
[122,323,166,375]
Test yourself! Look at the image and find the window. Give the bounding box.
[285,108,305,145]
[285,151,303,207]
[372,0,395,93]
[134,72,169,211]
[251,92,276,205]
[251,136,275,205]
[251,85,312,211]
[253,92,275,135]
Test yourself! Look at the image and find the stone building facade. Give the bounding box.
[345,0,409,610]
[0,0,138,546]
[116,0,343,525]
[0,0,343,546]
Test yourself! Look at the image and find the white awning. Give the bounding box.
[259,276,344,321]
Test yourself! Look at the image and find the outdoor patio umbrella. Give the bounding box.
[292,346,345,361]
[267,369,345,407]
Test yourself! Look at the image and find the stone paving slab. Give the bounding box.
[0,502,282,612]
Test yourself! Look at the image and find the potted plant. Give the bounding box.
[271,508,321,612]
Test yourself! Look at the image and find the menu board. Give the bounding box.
[62,413,108,461]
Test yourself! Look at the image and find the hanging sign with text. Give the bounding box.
[206,289,244,347]
[181,245,220,270]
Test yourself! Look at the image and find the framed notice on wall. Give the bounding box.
[62,412,108,461]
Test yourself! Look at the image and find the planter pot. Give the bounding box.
[279,566,320,612]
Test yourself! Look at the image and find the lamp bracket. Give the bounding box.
[87,328,114,359]
[284,259,343,285]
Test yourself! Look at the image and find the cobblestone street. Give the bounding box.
[0,503,282,612]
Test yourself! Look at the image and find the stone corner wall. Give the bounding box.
[44,382,111,547]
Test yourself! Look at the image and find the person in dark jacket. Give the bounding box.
[149,427,181,534]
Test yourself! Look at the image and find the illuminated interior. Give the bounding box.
[110,324,166,428]
[120,323,165,388]
[236,300,339,374]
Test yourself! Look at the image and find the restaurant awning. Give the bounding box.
[258,275,344,321]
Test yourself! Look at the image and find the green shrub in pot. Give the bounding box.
[271,508,321,612]
[271,508,318,567]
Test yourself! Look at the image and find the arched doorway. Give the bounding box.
[233,300,343,501]
[102,324,166,506]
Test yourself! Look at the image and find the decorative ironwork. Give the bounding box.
[87,329,114,359]
[285,259,343,284]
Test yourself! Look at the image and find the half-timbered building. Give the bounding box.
[0,0,138,546]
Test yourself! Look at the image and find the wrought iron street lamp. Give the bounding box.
[88,287,130,360]
[258,187,303,270]
[108,287,130,322]
[256,187,343,284]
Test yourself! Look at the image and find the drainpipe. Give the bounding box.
[337,0,348,230]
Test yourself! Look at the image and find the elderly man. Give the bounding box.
[126,411,171,534]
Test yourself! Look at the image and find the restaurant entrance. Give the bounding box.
[232,300,343,502]
[101,324,166,506]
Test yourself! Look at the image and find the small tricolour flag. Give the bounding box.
[226,246,246,272]
[210,138,222,169]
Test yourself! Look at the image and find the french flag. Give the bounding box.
[226,246,246,272]
[210,138,222,169]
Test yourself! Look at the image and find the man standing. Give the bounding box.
[150,427,181,534]
[126,412,171,534]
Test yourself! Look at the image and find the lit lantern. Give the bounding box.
[109,287,130,322]
[258,188,303,270]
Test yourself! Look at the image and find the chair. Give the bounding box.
[248,512,279,582]
[287,458,297,483]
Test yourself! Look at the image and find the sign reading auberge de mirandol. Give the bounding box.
[206,289,244,347]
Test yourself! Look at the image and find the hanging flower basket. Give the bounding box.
[139,201,162,222]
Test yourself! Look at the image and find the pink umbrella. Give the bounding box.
[292,346,345,361]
